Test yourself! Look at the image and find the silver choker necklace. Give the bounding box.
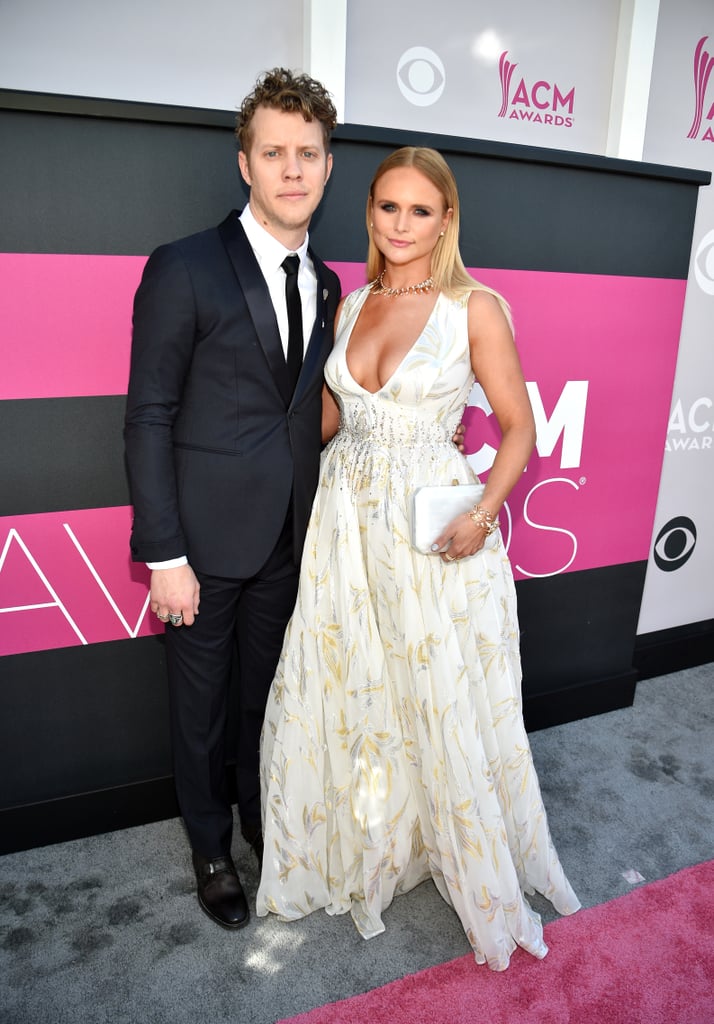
[372,270,434,298]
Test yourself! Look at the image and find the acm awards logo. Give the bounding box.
[687,36,714,142]
[395,46,576,132]
[667,396,714,453]
[498,51,575,128]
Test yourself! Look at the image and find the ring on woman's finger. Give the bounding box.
[157,612,170,622]
[444,553,456,562]
[169,612,183,626]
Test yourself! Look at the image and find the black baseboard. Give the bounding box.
[523,670,638,732]
[2,673,640,855]
[0,776,180,856]
[634,620,714,680]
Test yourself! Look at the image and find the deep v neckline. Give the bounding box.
[343,290,443,396]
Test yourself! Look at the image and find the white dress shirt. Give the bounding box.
[147,206,318,571]
[239,204,317,357]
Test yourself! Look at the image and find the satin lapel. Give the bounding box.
[217,212,292,405]
[294,251,334,401]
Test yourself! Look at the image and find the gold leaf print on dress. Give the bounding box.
[319,621,343,694]
[411,633,443,667]
[350,733,398,834]
[451,800,485,861]
[476,884,503,923]
[302,802,327,839]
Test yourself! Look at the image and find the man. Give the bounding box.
[124,68,340,930]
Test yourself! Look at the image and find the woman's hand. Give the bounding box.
[431,511,494,562]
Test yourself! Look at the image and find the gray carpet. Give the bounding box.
[1,665,713,1024]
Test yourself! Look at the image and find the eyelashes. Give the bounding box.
[377,203,432,217]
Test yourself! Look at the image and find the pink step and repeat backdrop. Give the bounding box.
[0,253,686,657]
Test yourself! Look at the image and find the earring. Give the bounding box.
[439,231,444,237]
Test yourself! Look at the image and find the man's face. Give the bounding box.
[238,106,333,248]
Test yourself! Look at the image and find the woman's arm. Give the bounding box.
[467,290,535,516]
[435,290,535,558]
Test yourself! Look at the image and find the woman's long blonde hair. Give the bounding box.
[365,147,512,328]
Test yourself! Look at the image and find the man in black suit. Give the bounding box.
[124,69,340,930]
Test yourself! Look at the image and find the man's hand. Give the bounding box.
[150,564,201,627]
[452,422,466,452]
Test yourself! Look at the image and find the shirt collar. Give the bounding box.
[239,205,310,271]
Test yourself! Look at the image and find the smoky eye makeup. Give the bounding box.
[376,201,435,216]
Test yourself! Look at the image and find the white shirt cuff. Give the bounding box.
[147,556,188,570]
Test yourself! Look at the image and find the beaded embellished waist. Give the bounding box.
[337,413,456,450]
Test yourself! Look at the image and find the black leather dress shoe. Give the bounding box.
[192,852,249,929]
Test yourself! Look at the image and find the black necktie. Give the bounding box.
[281,254,303,394]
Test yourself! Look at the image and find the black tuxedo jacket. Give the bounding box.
[124,211,341,577]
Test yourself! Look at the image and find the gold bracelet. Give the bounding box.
[467,504,499,535]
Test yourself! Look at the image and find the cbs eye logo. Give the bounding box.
[397,47,446,106]
[653,516,697,572]
[694,229,714,295]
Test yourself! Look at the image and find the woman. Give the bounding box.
[256,147,580,970]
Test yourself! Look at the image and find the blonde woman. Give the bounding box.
[257,147,580,970]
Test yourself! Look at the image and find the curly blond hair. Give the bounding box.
[236,68,337,154]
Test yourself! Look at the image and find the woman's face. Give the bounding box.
[370,166,452,272]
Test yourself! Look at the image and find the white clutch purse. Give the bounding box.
[411,483,485,553]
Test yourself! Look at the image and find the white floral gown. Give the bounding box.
[256,286,580,970]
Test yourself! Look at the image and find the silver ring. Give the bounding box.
[169,613,183,626]
[157,612,170,622]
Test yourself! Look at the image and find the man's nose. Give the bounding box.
[283,153,302,177]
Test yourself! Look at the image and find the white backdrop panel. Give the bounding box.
[0,0,303,110]
[639,0,714,633]
[345,0,619,154]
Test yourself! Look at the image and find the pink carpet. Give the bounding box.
[279,860,714,1024]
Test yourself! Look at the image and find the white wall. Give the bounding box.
[638,0,714,633]
[345,0,621,155]
[0,0,303,110]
